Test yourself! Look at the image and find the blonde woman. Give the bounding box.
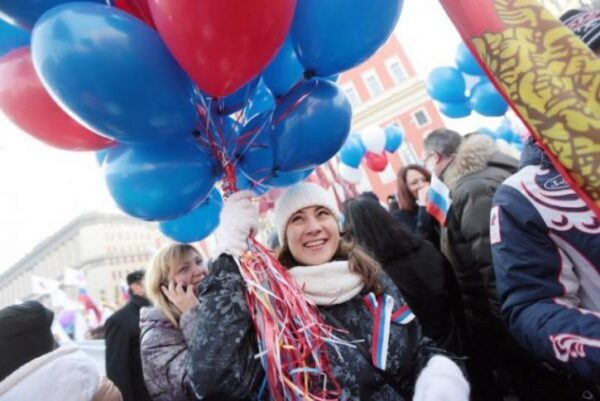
[140,244,208,401]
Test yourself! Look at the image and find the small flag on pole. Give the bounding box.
[426,174,452,226]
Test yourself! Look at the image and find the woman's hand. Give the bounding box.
[161,281,200,315]
[417,184,430,207]
[214,190,259,257]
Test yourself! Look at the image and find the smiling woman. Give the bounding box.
[185,182,470,400]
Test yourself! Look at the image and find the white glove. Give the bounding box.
[413,356,470,401]
[214,191,259,258]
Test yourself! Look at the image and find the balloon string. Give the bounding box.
[194,87,342,400]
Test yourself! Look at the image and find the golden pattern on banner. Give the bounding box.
[472,0,600,205]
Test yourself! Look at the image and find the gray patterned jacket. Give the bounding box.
[187,255,429,401]
[140,305,200,401]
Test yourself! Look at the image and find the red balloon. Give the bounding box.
[113,0,156,29]
[365,152,388,172]
[148,0,296,97]
[0,47,115,151]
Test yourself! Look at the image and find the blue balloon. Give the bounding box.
[511,131,523,144]
[236,112,313,189]
[264,168,313,188]
[159,188,223,243]
[455,43,485,76]
[235,171,270,195]
[95,147,111,166]
[438,101,472,118]
[495,124,514,143]
[477,127,496,139]
[384,125,404,152]
[469,79,508,117]
[0,19,30,57]
[104,138,219,221]
[207,76,260,115]
[263,37,304,97]
[339,135,365,168]
[291,0,403,76]
[325,74,340,82]
[426,67,467,103]
[243,80,275,121]
[0,0,106,30]
[237,112,275,183]
[32,4,198,144]
[273,79,352,172]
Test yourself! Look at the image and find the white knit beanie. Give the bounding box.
[274,182,339,243]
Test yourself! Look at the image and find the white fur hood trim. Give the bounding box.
[444,134,496,190]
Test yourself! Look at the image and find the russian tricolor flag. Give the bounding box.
[426,174,452,226]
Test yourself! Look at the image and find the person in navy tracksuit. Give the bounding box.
[491,138,600,396]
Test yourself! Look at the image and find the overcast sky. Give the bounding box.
[0,0,507,271]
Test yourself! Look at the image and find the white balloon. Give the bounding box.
[360,125,386,154]
[339,163,361,184]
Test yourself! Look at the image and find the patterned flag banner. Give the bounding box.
[439,0,600,218]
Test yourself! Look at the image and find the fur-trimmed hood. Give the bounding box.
[443,134,516,190]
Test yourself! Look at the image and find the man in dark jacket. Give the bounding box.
[424,129,530,400]
[424,130,518,336]
[105,271,152,401]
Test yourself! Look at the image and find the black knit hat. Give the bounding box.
[560,9,600,51]
[0,301,56,381]
[126,269,145,286]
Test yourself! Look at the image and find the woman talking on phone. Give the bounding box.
[139,244,209,401]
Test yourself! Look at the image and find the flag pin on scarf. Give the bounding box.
[426,174,452,226]
[363,293,416,370]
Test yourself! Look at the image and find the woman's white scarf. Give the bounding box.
[288,261,364,305]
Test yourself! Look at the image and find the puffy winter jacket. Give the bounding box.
[441,134,518,346]
[140,305,201,400]
[491,140,600,384]
[187,255,429,401]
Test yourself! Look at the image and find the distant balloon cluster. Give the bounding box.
[426,43,508,119]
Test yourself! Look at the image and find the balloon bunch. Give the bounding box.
[338,124,404,183]
[426,43,509,119]
[479,117,527,152]
[0,0,405,399]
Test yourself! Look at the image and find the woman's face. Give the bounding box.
[406,169,429,199]
[167,250,208,288]
[285,206,340,266]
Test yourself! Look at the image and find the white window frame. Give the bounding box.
[385,56,407,85]
[362,69,384,97]
[379,163,396,185]
[412,108,431,127]
[398,142,420,165]
[341,82,362,108]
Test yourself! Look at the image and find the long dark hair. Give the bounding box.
[343,197,422,262]
[396,164,431,212]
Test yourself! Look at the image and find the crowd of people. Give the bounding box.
[0,8,599,401]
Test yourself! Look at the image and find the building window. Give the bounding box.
[412,109,430,127]
[386,57,407,84]
[399,143,420,165]
[341,83,362,108]
[362,70,384,97]
[379,163,396,185]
